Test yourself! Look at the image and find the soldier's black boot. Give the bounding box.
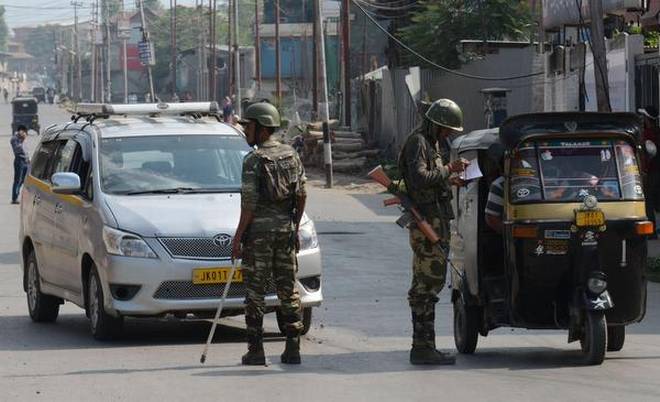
[242,330,266,365]
[410,311,456,366]
[281,328,301,364]
[243,317,266,366]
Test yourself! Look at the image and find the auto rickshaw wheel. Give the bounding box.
[453,296,480,354]
[607,325,625,352]
[580,311,607,365]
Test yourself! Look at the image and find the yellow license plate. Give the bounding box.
[192,267,243,284]
[575,210,605,227]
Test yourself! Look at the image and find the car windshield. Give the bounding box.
[99,135,250,195]
[510,139,644,203]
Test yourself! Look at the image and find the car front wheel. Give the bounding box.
[88,266,123,340]
[26,250,60,323]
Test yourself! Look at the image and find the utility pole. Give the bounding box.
[72,1,83,101]
[255,0,261,91]
[312,0,318,118]
[119,0,129,104]
[90,0,98,102]
[170,0,178,98]
[233,0,241,115]
[589,0,611,112]
[209,0,217,101]
[275,0,282,104]
[315,0,331,187]
[105,0,112,103]
[341,0,351,127]
[228,0,233,97]
[138,0,155,101]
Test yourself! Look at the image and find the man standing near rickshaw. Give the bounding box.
[231,102,307,365]
[398,99,469,365]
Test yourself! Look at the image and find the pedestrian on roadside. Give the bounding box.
[398,98,469,365]
[3,88,8,103]
[10,125,30,205]
[222,96,234,123]
[231,102,307,366]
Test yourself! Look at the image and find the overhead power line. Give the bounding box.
[351,0,545,81]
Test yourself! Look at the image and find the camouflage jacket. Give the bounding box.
[398,124,454,220]
[241,137,307,233]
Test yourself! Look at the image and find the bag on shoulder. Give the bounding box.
[255,148,300,202]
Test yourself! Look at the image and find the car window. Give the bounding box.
[30,141,59,181]
[51,140,77,176]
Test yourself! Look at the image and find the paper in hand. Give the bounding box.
[460,158,483,181]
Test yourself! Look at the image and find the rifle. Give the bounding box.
[368,165,441,244]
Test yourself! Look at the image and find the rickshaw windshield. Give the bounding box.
[510,139,644,203]
[13,101,37,114]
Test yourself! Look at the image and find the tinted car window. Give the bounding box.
[30,141,59,181]
[52,140,77,175]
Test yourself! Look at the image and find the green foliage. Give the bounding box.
[398,0,533,68]
[0,6,8,51]
[149,4,256,94]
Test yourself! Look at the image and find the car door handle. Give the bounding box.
[33,195,41,206]
[54,203,63,214]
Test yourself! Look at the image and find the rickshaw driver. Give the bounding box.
[398,98,469,365]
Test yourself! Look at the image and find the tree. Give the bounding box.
[0,6,8,51]
[398,0,533,69]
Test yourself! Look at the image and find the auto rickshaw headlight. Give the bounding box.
[587,273,607,294]
[583,195,598,210]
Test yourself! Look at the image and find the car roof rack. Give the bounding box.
[71,102,221,122]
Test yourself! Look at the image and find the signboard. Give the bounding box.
[138,41,155,66]
[543,0,645,29]
[117,12,132,40]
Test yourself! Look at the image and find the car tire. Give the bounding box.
[276,307,312,336]
[580,311,607,365]
[88,266,123,340]
[26,250,60,323]
[607,325,625,352]
[453,295,480,354]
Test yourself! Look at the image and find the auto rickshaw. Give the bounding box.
[449,113,652,365]
[11,97,40,134]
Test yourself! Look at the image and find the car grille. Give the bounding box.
[159,237,232,260]
[153,278,277,300]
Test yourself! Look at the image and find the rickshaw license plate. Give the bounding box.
[575,210,605,227]
[192,267,243,284]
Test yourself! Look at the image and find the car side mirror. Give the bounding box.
[645,140,657,158]
[52,172,81,194]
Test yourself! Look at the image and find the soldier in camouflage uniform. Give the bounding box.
[398,99,468,365]
[231,102,307,365]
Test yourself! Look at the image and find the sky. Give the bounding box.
[1,0,208,29]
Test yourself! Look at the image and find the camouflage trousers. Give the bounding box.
[408,216,450,347]
[242,231,302,336]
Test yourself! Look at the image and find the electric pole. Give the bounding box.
[90,0,98,102]
[255,0,261,91]
[341,0,351,127]
[138,0,155,101]
[228,0,233,97]
[275,0,281,104]
[102,0,112,103]
[72,1,83,101]
[312,0,318,118]
[233,0,241,115]
[315,0,331,187]
[209,0,217,101]
[170,0,178,98]
[589,0,611,112]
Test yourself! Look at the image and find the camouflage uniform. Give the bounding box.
[241,137,306,337]
[399,122,454,348]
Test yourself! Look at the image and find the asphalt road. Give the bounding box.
[1,104,659,402]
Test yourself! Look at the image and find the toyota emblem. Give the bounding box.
[213,234,232,247]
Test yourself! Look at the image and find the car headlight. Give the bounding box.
[298,220,319,251]
[102,226,157,258]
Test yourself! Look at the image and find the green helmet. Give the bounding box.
[424,98,464,132]
[240,102,281,128]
